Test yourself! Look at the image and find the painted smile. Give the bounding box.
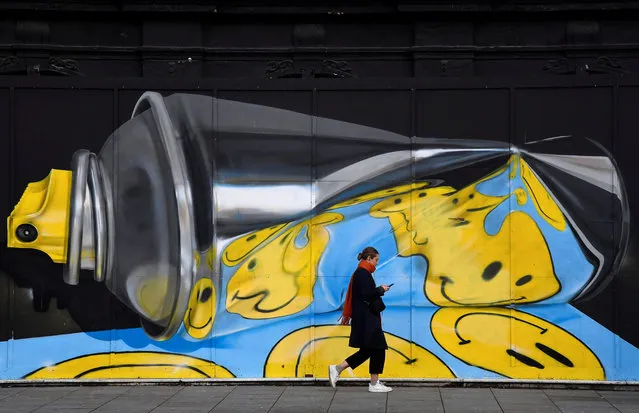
[232,289,297,314]
[186,308,212,330]
[439,276,526,306]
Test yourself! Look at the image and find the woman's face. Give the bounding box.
[367,254,379,266]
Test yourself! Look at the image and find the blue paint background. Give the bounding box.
[1,159,635,381]
[4,305,639,380]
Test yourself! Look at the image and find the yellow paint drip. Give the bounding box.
[370,160,562,306]
[225,212,343,319]
[520,158,567,231]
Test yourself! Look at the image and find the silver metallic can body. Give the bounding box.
[65,92,629,341]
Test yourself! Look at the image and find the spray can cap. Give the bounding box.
[7,169,73,264]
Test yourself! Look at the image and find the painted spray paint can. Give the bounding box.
[6,92,630,341]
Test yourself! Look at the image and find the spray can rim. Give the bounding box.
[64,91,197,342]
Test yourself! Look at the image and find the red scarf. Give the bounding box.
[338,260,376,325]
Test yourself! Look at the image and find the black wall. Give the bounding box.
[0,0,638,361]
[1,1,639,79]
[0,77,639,349]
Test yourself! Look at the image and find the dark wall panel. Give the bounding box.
[515,87,614,149]
[216,90,312,114]
[8,89,117,339]
[608,86,639,348]
[13,90,113,184]
[50,20,142,46]
[77,59,141,78]
[315,90,411,181]
[0,88,10,344]
[0,89,10,230]
[0,81,635,381]
[205,24,294,47]
[316,90,411,136]
[415,89,510,141]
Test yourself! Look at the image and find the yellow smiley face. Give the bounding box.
[183,277,215,340]
[222,223,287,267]
[370,156,562,306]
[431,307,604,380]
[24,351,235,379]
[225,212,343,319]
[264,325,455,378]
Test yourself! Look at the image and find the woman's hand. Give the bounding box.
[380,284,391,292]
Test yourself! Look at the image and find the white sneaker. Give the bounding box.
[368,381,392,393]
[328,365,340,388]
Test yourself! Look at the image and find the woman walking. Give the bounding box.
[329,246,392,393]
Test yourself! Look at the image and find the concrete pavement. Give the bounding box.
[0,385,638,412]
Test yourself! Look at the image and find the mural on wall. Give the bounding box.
[3,92,635,381]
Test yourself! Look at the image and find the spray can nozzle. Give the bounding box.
[7,92,198,342]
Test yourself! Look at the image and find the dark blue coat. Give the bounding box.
[348,267,388,350]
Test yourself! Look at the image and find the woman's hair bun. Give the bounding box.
[357,247,378,261]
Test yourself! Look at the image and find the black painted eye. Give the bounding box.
[248,259,257,270]
[469,194,475,199]
[418,192,426,198]
[280,233,290,245]
[247,234,256,241]
[482,261,502,281]
[394,198,402,204]
[387,189,395,193]
[198,287,212,303]
[536,343,574,367]
[16,224,38,243]
[452,198,459,204]
[506,349,544,369]
[516,275,533,286]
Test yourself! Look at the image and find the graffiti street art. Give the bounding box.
[3,92,637,381]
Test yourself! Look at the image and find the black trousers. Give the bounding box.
[345,347,386,374]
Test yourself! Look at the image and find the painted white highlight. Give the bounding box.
[413,147,509,159]
[216,184,313,218]
[525,152,622,199]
